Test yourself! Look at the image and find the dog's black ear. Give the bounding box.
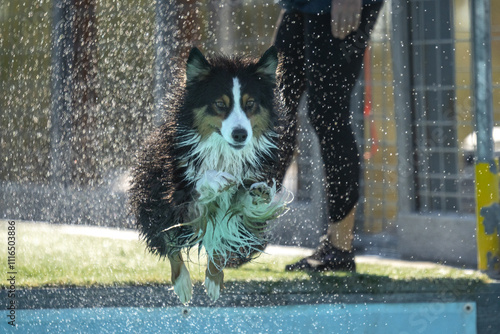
[186,47,210,83]
[255,46,278,80]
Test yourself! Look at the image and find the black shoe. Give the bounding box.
[285,237,356,272]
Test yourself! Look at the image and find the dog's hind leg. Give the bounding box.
[205,256,224,302]
[169,252,192,304]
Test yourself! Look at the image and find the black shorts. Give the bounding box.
[274,3,383,222]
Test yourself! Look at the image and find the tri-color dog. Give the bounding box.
[129,46,290,304]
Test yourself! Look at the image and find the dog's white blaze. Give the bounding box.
[220,78,253,147]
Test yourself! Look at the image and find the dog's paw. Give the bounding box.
[173,265,193,304]
[249,182,271,203]
[204,275,221,302]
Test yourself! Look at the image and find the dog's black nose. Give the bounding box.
[232,128,248,143]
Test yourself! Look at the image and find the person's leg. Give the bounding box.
[273,10,307,183]
[305,4,382,225]
[328,204,356,251]
[286,4,383,272]
[286,207,358,272]
[225,11,307,269]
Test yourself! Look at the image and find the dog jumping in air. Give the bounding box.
[129,46,291,304]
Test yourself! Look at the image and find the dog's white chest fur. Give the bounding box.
[180,131,275,185]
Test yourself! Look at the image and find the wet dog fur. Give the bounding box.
[129,46,290,303]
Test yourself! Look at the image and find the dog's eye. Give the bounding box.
[215,101,226,109]
[245,100,255,109]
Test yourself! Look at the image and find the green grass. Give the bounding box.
[0,221,492,295]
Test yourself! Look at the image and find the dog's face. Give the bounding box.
[184,47,278,150]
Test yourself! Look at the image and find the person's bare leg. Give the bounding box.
[285,205,357,272]
[327,205,356,251]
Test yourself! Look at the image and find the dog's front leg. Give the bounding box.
[169,252,192,304]
[205,256,224,301]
